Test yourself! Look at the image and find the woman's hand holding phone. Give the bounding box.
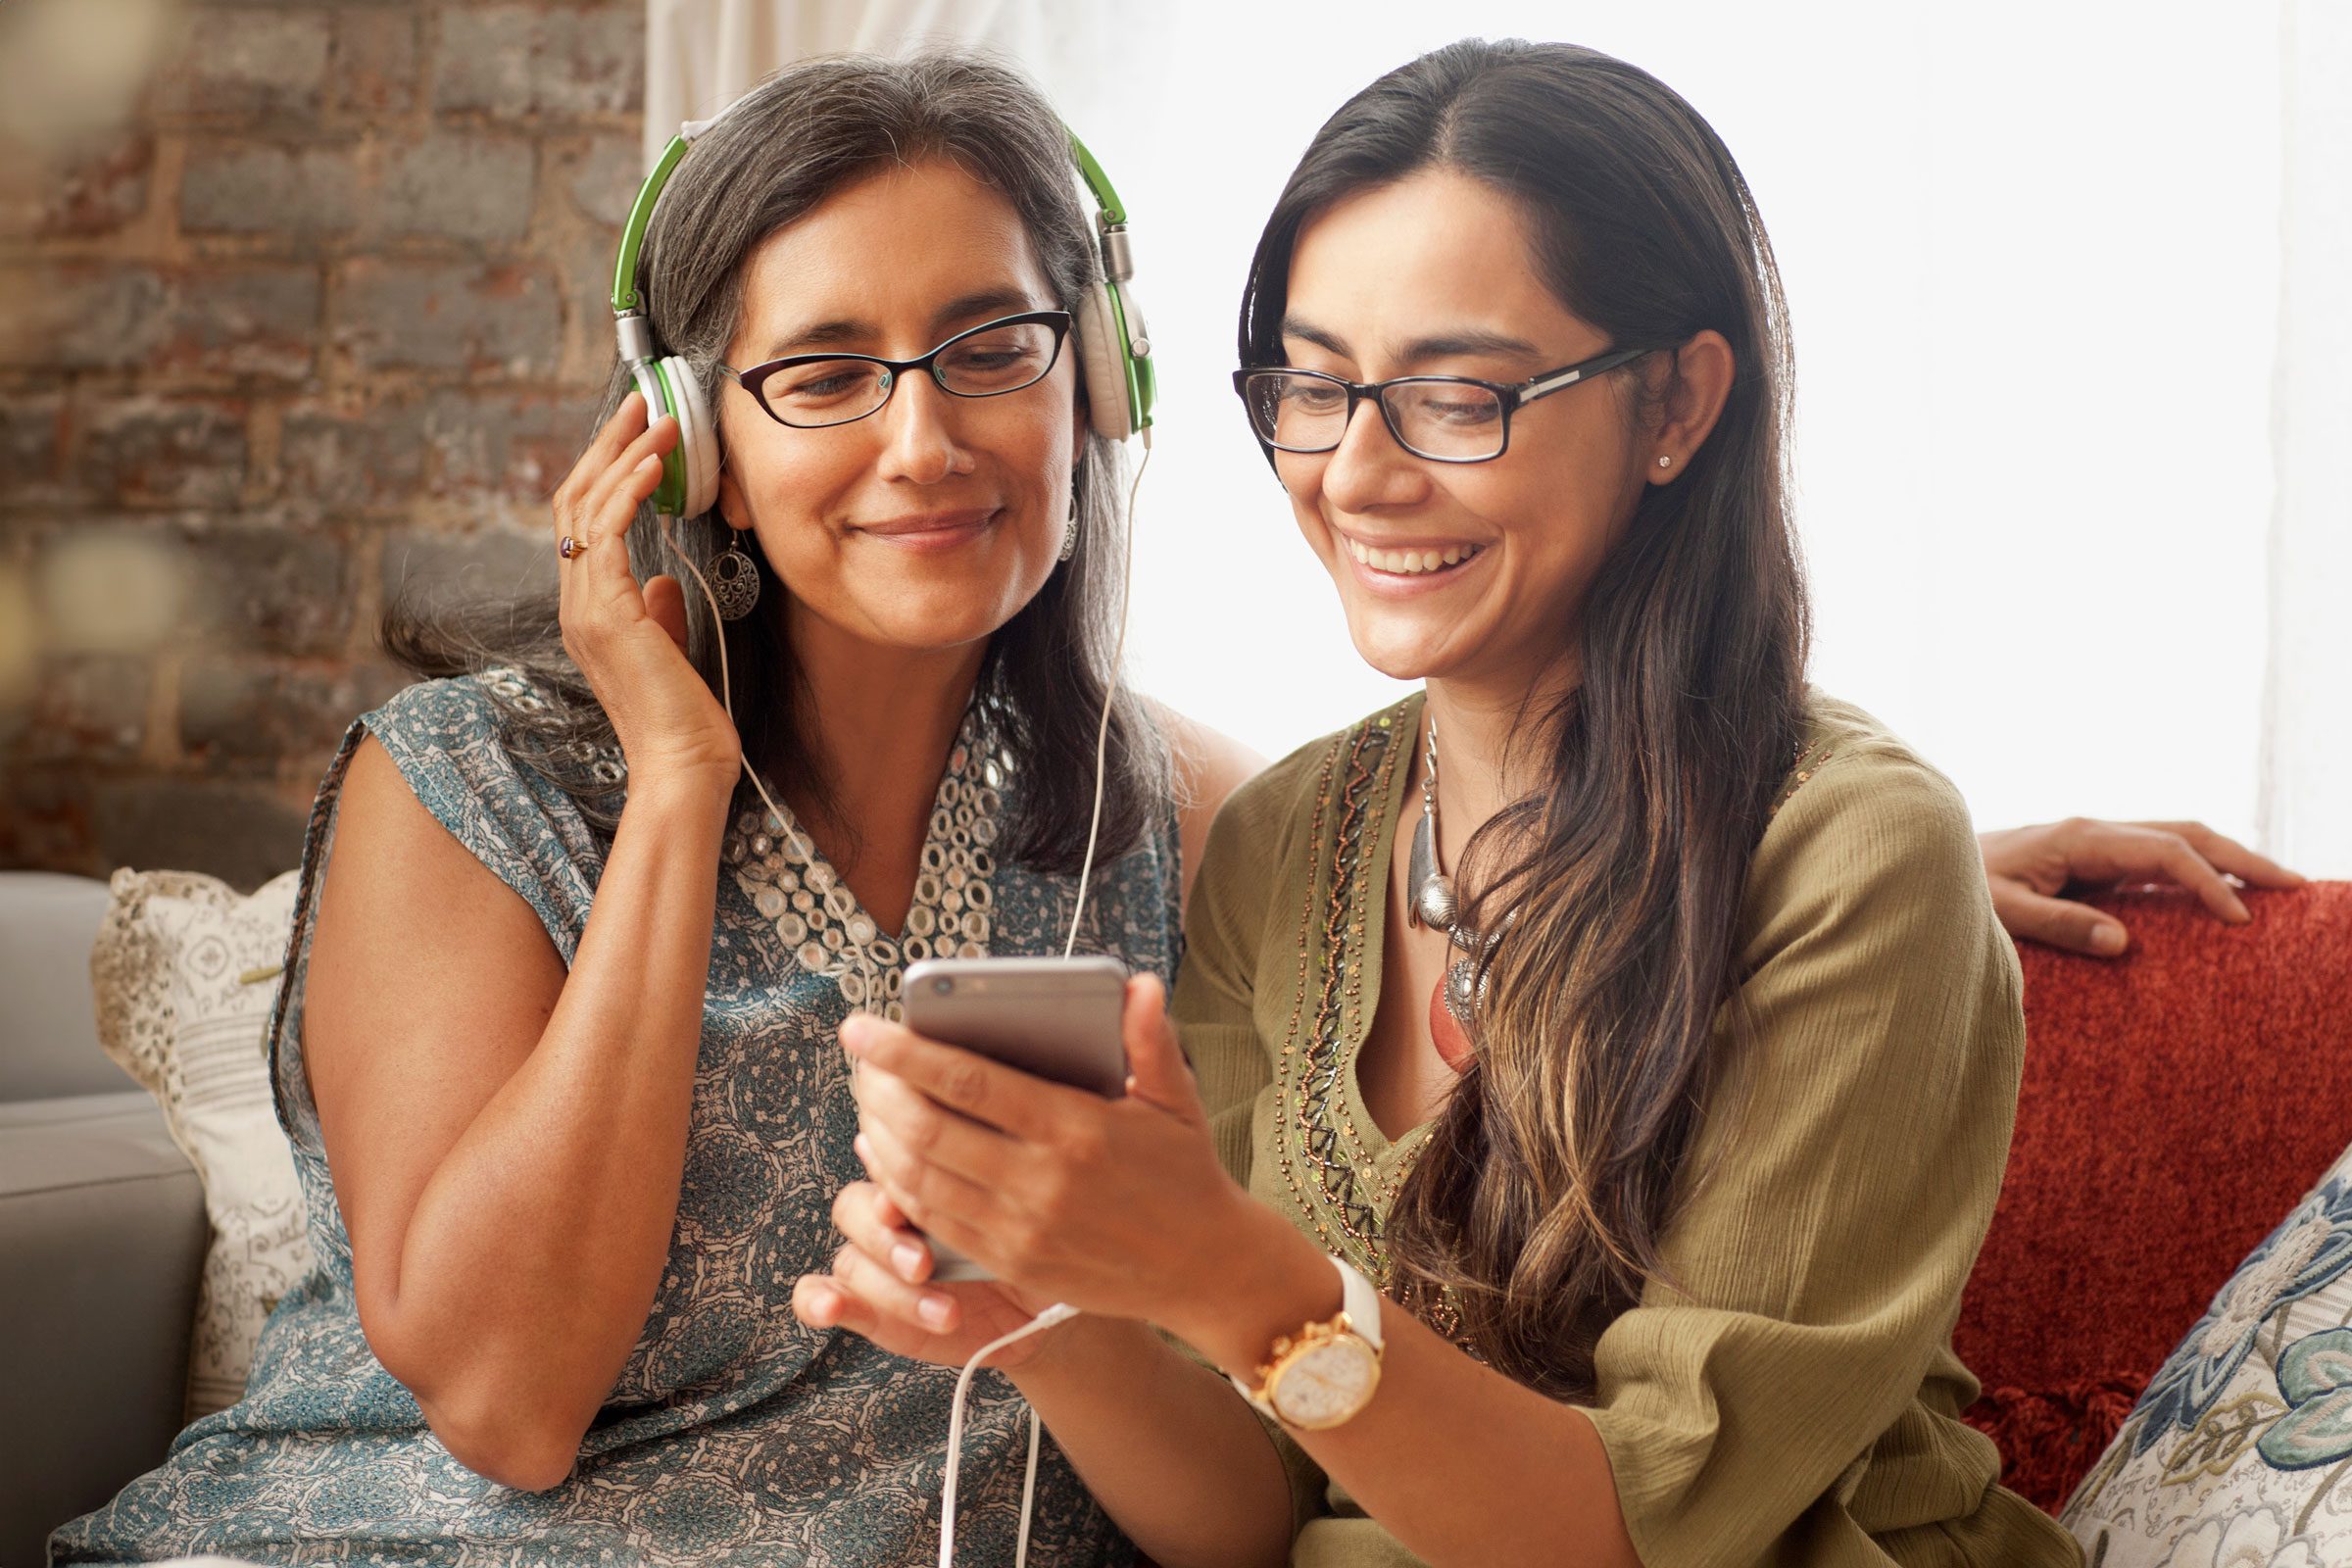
[552,390,742,791]
[799,975,1274,1359]
[791,1181,1061,1370]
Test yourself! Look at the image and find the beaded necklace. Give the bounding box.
[721,709,1007,1021]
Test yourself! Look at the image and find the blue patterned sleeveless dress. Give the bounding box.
[50,667,1176,1567]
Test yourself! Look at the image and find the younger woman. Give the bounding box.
[808,39,2086,1568]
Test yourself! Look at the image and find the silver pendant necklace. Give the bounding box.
[1407,709,1496,1025]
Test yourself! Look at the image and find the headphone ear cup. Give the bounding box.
[659,356,720,519]
[1073,283,1134,443]
[629,360,681,514]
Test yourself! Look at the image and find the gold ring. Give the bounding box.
[559,534,588,560]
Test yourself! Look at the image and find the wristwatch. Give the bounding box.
[1231,1254,1386,1431]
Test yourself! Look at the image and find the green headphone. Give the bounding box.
[612,108,1156,520]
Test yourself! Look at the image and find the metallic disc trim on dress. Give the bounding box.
[721,709,1005,1021]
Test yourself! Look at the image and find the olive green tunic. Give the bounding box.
[1173,691,2081,1567]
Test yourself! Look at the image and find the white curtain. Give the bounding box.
[643,0,1152,171]
[638,0,2332,859]
[2259,0,2352,875]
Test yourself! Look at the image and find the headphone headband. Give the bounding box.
[613,112,1142,324]
[1066,133,1127,227]
[613,132,691,318]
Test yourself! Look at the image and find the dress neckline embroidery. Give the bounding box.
[721,708,1008,1020]
[1275,703,1414,1269]
[1276,696,1825,1341]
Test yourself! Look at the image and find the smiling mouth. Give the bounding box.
[859,508,999,538]
[1344,537,1488,576]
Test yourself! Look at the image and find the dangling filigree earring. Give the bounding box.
[1057,491,1079,563]
[710,540,760,620]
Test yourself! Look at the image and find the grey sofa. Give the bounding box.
[0,871,208,1568]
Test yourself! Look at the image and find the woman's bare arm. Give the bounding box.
[301,392,749,1491]
[305,735,733,1491]
[1152,702,1265,913]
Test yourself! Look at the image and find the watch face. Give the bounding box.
[1271,1338,1380,1430]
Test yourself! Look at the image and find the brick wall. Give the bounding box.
[0,0,644,890]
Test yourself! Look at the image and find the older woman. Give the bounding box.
[52,52,1251,1568]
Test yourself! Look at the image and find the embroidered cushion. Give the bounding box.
[2063,1131,2352,1564]
[88,867,315,1421]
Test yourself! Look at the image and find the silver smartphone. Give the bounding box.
[896,955,1130,1281]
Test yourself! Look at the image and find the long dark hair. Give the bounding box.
[386,51,1164,872]
[1240,38,1811,1397]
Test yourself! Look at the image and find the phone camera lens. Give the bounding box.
[930,976,954,996]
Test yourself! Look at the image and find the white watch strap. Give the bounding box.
[1230,1254,1385,1415]
[1332,1254,1384,1350]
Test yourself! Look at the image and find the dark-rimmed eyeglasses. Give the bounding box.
[1232,344,1660,464]
[722,310,1074,429]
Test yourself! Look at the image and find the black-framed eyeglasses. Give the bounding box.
[1232,344,1660,464]
[721,310,1074,429]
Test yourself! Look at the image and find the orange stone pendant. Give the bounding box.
[1429,974,1476,1073]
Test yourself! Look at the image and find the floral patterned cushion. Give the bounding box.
[88,867,316,1422]
[2063,1138,2352,1565]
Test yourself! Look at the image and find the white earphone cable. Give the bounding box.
[1060,425,1152,959]
[937,428,1149,1564]
[938,1301,1080,1568]
[663,411,1149,1568]
[661,514,785,836]
[636,109,1148,1568]
[663,515,882,1013]
[932,425,1153,1564]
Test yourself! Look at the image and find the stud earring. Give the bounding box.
[710,542,760,620]
[1656,455,1673,469]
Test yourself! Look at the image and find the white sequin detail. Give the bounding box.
[725,710,1004,1009]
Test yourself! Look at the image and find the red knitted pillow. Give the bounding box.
[1955,883,2352,1512]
